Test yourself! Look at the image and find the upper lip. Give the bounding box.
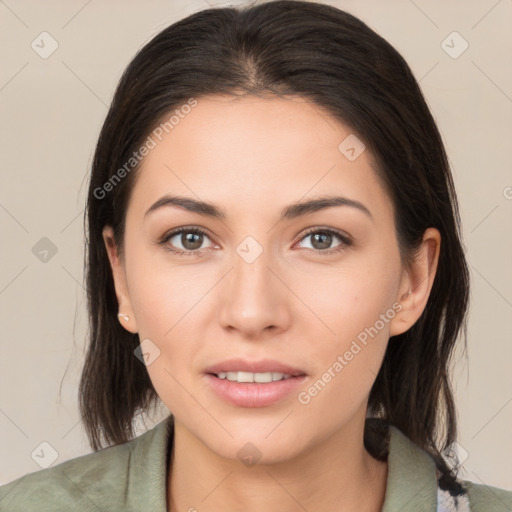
[204,358,307,376]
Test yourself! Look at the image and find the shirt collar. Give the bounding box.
[381,425,438,511]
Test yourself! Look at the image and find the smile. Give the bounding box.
[214,371,293,382]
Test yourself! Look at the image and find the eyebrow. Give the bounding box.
[144,194,373,222]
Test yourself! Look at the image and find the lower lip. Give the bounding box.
[204,373,307,407]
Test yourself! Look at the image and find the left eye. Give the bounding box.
[160,228,213,254]
[296,228,351,253]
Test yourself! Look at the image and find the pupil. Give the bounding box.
[183,232,202,250]
[313,233,331,250]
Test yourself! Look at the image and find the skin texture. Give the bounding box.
[102,94,441,512]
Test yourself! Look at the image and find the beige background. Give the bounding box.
[1,0,511,491]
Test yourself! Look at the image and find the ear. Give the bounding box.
[102,225,138,333]
[389,227,441,337]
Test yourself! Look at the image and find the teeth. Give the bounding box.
[215,371,293,382]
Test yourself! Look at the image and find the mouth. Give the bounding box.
[203,358,307,407]
[203,358,307,378]
[210,371,295,383]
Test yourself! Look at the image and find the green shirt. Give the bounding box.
[1,414,511,511]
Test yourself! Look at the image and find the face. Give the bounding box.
[103,94,439,464]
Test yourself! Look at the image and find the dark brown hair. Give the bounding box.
[80,0,470,495]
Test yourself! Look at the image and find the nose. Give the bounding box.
[217,245,292,339]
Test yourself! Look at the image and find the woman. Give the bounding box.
[1,1,510,510]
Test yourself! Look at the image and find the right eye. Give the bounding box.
[159,227,215,256]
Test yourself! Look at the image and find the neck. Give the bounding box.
[167,414,388,512]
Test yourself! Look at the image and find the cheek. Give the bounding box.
[124,248,214,379]
[294,251,399,345]
[125,255,204,414]
[126,245,208,338]
[293,250,400,404]
[295,291,393,429]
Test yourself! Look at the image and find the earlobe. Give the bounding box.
[389,228,441,337]
[101,225,138,333]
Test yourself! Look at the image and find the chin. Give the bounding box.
[200,423,310,466]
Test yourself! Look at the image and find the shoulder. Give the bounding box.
[462,479,512,511]
[383,423,512,512]
[0,417,171,512]
[0,439,133,511]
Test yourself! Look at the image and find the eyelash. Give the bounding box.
[158,226,352,258]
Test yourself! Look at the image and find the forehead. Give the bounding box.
[127,94,392,224]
